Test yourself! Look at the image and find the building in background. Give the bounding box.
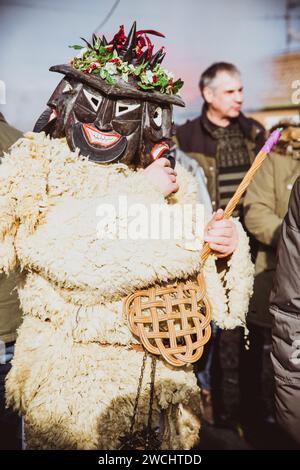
[250,51,300,128]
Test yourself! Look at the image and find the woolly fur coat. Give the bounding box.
[0,133,254,449]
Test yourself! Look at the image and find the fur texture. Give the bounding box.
[1,132,254,449]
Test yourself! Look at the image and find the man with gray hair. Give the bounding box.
[176,62,265,217]
[175,62,265,427]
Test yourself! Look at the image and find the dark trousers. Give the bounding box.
[0,344,21,450]
[239,324,275,425]
[195,325,243,427]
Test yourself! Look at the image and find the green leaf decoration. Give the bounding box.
[69,44,84,50]
[69,37,183,94]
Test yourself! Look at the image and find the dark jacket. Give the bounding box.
[270,176,300,445]
[175,107,265,209]
[244,147,300,327]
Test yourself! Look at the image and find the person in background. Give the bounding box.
[175,62,265,427]
[0,112,22,449]
[243,123,300,446]
[269,171,300,449]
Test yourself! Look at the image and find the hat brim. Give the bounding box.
[50,64,185,107]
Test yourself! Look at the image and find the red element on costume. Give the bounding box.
[93,26,166,63]
[83,124,121,147]
[135,35,146,58]
[108,58,121,64]
[153,75,158,83]
[136,29,165,38]
[48,109,57,122]
[135,30,165,59]
[112,25,126,49]
[151,141,170,160]
[84,61,101,73]
[166,78,174,93]
[144,34,153,60]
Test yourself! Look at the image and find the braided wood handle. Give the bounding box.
[200,129,282,264]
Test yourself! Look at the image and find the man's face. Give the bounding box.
[204,71,244,119]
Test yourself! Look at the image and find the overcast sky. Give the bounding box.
[0,0,298,131]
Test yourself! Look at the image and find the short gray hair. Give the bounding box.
[199,62,240,98]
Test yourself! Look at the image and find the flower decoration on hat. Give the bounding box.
[69,22,183,95]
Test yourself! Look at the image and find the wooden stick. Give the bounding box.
[200,128,283,264]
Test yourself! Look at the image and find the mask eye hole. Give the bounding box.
[115,102,140,117]
[118,105,128,114]
[153,107,162,127]
[83,89,102,112]
[62,82,73,93]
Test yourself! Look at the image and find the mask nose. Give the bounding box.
[93,98,114,131]
[94,121,113,132]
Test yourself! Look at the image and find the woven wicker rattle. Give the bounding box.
[124,129,282,367]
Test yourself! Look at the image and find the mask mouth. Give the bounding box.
[70,122,128,163]
[82,124,121,148]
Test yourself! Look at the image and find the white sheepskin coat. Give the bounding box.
[0,132,254,449]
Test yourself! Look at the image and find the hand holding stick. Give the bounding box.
[201,128,283,264]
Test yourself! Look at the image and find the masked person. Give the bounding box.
[2,23,253,449]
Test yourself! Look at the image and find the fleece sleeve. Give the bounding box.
[0,132,49,273]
